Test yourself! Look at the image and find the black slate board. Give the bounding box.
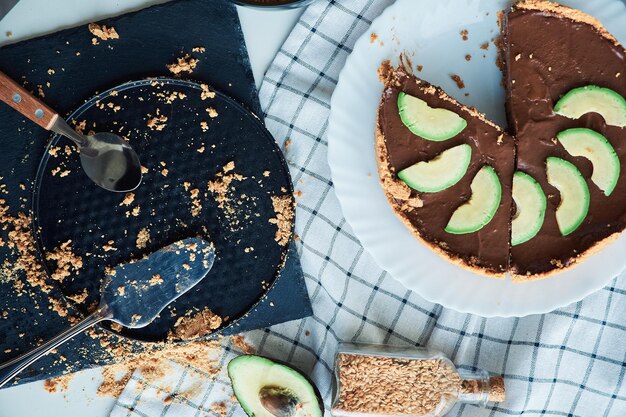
[0,0,311,387]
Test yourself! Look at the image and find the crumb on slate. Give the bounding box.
[268,195,294,246]
[88,23,119,41]
[200,84,215,100]
[120,193,135,206]
[206,107,218,118]
[167,307,223,341]
[147,111,167,131]
[136,227,150,249]
[46,240,83,283]
[167,54,198,75]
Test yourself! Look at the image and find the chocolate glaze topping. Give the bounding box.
[505,2,626,277]
[378,69,514,275]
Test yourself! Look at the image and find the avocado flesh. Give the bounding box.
[546,157,590,236]
[397,144,472,192]
[554,85,626,127]
[557,128,620,196]
[228,355,323,417]
[397,92,467,141]
[445,166,502,234]
[511,171,547,246]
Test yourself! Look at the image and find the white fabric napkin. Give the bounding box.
[111,1,626,416]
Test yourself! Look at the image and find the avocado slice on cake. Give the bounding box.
[503,0,626,279]
[376,64,514,277]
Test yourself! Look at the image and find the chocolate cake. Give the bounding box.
[376,1,626,279]
[377,63,515,277]
[504,0,626,279]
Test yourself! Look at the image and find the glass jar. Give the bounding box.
[232,0,317,9]
[331,343,505,417]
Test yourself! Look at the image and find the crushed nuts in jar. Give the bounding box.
[332,343,505,417]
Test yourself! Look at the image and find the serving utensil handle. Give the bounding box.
[0,71,58,130]
[0,307,111,388]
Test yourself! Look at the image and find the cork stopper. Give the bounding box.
[488,376,506,402]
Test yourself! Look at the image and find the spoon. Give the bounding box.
[0,71,142,192]
[0,237,215,387]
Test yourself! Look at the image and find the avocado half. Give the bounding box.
[228,355,324,417]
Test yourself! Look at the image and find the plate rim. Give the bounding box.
[328,0,626,317]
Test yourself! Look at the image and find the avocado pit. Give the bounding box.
[259,386,301,417]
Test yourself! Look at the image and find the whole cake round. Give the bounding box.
[376,0,626,280]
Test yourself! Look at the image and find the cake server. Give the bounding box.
[0,71,142,192]
[0,237,215,387]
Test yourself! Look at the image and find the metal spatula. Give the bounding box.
[0,237,215,387]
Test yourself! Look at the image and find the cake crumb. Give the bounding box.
[263,170,270,177]
[136,228,150,249]
[206,107,218,118]
[460,29,469,41]
[103,240,117,252]
[88,23,119,41]
[168,307,223,341]
[417,65,423,72]
[450,74,465,89]
[147,114,167,131]
[120,193,135,206]
[44,374,73,394]
[200,84,215,100]
[207,161,246,212]
[46,240,83,282]
[268,195,294,246]
[167,54,198,75]
[370,32,378,44]
[465,54,471,61]
[480,41,489,50]
[149,274,163,286]
[223,161,235,173]
[192,46,206,53]
[67,288,89,304]
[189,188,202,217]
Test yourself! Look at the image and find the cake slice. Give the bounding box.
[503,0,626,279]
[376,63,515,277]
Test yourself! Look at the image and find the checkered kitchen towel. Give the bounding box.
[111,1,626,416]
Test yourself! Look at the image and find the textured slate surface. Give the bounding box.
[0,0,311,387]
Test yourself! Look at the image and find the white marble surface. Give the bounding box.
[0,1,302,416]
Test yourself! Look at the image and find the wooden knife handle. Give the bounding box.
[0,71,58,130]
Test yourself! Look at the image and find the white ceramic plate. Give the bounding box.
[328,0,626,317]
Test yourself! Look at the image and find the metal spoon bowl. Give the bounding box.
[0,71,143,192]
[51,118,142,192]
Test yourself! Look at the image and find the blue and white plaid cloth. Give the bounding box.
[111,1,626,416]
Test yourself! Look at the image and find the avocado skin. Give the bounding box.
[227,355,324,417]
